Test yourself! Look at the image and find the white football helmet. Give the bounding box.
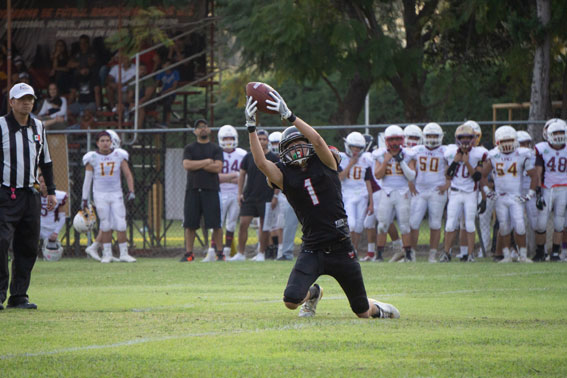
[73,205,97,234]
[423,122,444,148]
[404,124,423,147]
[344,131,366,157]
[43,240,63,262]
[464,120,481,146]
[495,125,518,154]
[516,131,532,145]
[543,119,563,141]
[546,119,567,146]
[384,125,404,153]
[268,131,282,153]
[218,125,238,149]
[106,129,121,149]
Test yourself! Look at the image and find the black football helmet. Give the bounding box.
[279,126,314,167]
[363,133,376,152]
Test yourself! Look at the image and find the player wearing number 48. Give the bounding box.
[244,86,400,319]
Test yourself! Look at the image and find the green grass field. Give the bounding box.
[2,259,567,377]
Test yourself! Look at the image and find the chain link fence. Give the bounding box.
[48,120,549,259]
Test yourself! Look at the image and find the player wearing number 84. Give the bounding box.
[244,88,399,319]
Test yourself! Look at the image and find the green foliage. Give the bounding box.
[2,259,567,376]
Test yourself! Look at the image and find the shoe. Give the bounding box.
[550,252,561,262]
[276,255,293,261]
[439,252,451,262]
[389,250,404,263]
[202,248,216,262]
[179,252,195,262]
[101,251,113,264]
[532,252,546,262]
[228,252,246,261]
[518,255,533,263]
[477,249,484,259]
[428,251,437,263]
[215,252,226,261]
[299,284,323,317]
[251,252,265,262]
[369,299,400,319]
[499,255,513,263]
[460,254,469,262]
[222,246,232,259]
[7,299,37,309]
[85,244,101,261]
[402,249,415,262]
[361,253,376,262]
[492,255,504,262]
[467,254,475,262]
[119,254,137,263]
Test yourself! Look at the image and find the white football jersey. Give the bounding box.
[83,149,129,194]
[372,147,414,194]
[535,141,567,188]
[444,145,486,192]
[487,147,534,195]
[220,147,247,195]
[411,145,448,192]
[339,151,372,196]
[40,190,67,230]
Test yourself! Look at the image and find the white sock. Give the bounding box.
[119,242,128,256]
[430,249,436,254]
[519,247,528,258]
[103,243,112,256]
[368,243,376,253]
[90,241,100,250]
[503,247,510,258]
[460,246,468,256]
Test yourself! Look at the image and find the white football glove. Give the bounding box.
[266,91,292,120]
[245,96,257,131]
[516,189,535,203]
[127,191,136,201]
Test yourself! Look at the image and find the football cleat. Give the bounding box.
[299,284,323,317]
[179,252,195,262]
[428,251,437,263]
[85,244,101,262]
[369,299,400,319]
[439,252,451,263]
[361,253,376,262]
[228,252,246,261]
[101,250,113,264]
[202,248,216,262]
[119,254,137,263]
[550,252,561,262]
[389,250,405,263]
[251,252,265,262]
[467,254,475,262]
[531,252,546,262]
[222,246,232,259]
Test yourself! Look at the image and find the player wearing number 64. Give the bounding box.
[244,88,400,320]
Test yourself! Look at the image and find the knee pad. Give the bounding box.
[377,222,390,234]
[465,219,476,233]
[113,217,127,232]
[499,221,512,236]
[364,213,376,229]
[99,219,111,232]
[398,222,410,235]
[429,217,442,231]
[553,214,565,233]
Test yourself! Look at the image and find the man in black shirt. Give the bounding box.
[244,91,400,319]
[228,130,280,262]
[180,119,224,262]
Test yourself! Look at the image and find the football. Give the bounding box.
[246,82,278,115]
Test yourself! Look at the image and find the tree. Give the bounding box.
[528,0,551,140]
[217,0,442,124]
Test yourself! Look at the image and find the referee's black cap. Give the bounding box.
[193,119,208,128]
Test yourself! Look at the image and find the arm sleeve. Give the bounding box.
[38,122,56,194]
[399,160,416,181]
[82,170,93,200]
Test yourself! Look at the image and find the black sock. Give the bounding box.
[272,236,279,246]
[225,231,234,249]
[404,247,412,259]
[552,244,560,254]
[309,285,320,300]
[536,244,545,255]
[376,247,384,258]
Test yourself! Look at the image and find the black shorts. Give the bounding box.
[183,189,221,229]
[239,199,267,218]
[282,239,369,314]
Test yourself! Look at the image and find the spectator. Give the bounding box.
[129,63,156,128]
[49,40,72,95]
[106,55,136,110]
[179,119,224,262]
[37,82,67,122]
[70,35,98,72]
[68,64,100,120]
[168,34,192,81]
[228,129,280,262]
[92,36,113,89]
[155,59,179,125]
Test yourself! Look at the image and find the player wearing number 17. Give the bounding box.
[82,131,136,263]
[244,88,399,319]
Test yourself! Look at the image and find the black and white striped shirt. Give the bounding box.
[0,112,55,194]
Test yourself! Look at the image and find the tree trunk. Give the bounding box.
[561,59,567,119]
[389,74,429,122]
[528,0,551,143]
[330,72,372,128]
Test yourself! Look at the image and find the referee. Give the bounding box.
[0,83,57,310]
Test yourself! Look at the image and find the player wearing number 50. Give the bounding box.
[245,89,399,319]
[82,131,136,263]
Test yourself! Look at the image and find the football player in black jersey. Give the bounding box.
[243,90,400,319]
